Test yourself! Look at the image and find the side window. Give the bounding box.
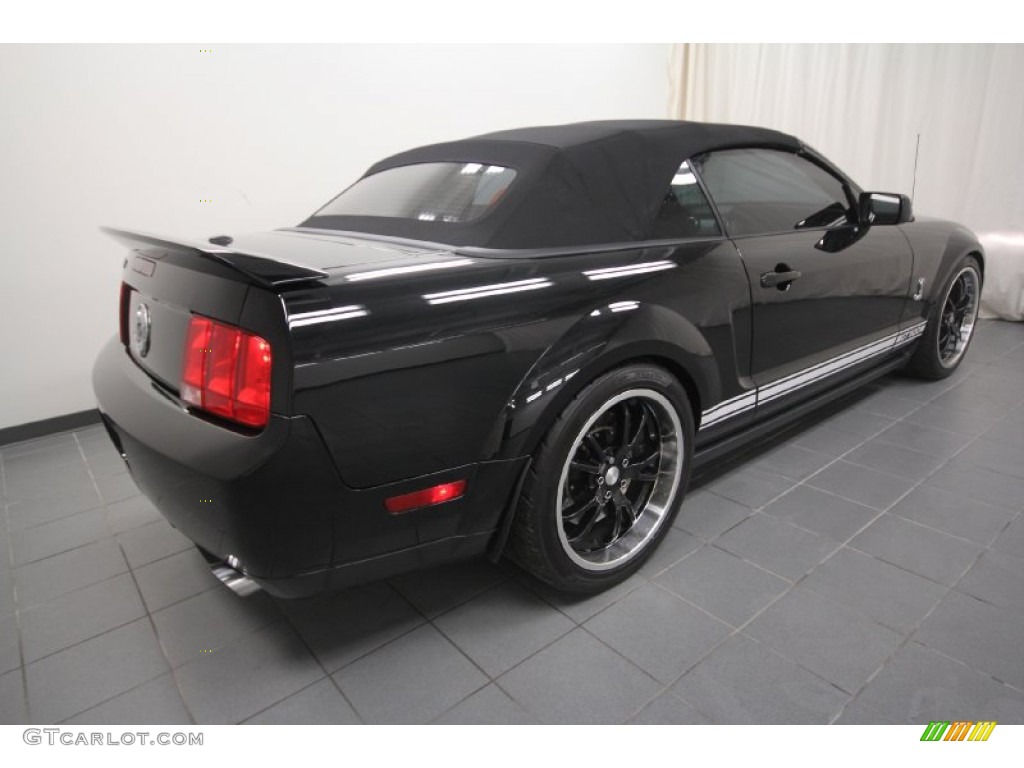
[693,149,853,237]
[651,160,722,239]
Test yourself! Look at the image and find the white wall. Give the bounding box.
[0,44,672,430]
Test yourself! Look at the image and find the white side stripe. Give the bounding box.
[698,322,927,431]
[701,392,757,428]
[759,335,897,404]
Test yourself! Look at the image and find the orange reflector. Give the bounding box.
[385,480,467,514]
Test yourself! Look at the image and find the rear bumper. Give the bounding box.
[93,336,525,597]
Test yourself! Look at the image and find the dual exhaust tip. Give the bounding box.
[200,549,262,596]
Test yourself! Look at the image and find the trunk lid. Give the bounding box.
[106,226,466,419]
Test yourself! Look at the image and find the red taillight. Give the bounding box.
[181,315,272,429]
[384,480,467,514]
[119,282,132,345]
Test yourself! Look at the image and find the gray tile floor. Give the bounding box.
[1,319,1023,724]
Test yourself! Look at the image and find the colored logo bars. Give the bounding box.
[920,721,997,742]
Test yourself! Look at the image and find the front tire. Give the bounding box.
[508,364,694,593]
[907,255,982,380]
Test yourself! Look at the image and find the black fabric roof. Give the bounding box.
[302,120,803,249]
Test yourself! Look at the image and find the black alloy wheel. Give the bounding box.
[509,364,693,593]
[907,255,982,380]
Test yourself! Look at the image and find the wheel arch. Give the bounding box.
[967,248,985,277]
[526,350,705,451]
[904,238,985,381]
[489,342,707,564]
[496,303,719,463]
[920,225,987,306]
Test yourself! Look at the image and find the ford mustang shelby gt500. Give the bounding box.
[94,120,983,596]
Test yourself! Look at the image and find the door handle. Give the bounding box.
[760,268,802,290]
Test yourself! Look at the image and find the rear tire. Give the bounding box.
[906,255,982,380]
[508,364,694,594]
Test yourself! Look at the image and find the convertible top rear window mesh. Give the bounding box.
[312,162,516,225]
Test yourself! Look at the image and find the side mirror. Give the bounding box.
[859,192,914,226]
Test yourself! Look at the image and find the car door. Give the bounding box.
[649,160,758,438]
[692,147,913,420]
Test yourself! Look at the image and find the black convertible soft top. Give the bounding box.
[301,120,803,250]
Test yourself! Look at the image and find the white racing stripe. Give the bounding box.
[700,392,758,428]
[698,322,927,431]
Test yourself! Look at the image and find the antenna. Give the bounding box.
[911,133,921,202]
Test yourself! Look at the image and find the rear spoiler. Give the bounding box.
[101,227,328,288]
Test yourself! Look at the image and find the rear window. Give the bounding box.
[311,162,517,225]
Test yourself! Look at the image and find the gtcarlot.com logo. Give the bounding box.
[23,729,203,746]
[920,721,997,742]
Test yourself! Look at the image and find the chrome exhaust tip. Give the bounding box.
[209,560,262,597]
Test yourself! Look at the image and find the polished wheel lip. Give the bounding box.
[555,388,684,572]
[937,265,980,369]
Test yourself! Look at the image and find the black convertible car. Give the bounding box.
[93,120,983,596]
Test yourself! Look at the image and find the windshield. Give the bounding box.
[310,162,517,225]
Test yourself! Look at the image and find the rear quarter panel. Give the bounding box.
[288,238,752,488]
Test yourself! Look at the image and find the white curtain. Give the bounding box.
[670,44,1024,319]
